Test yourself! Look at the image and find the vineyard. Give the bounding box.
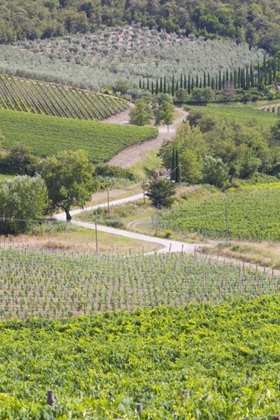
[159,187,280,241]
[0,248,278,320]
[0,109,157,162]
[188,104,279,129]
[0,26,265,91]
[0,296,280,418]
[0,74,128,120]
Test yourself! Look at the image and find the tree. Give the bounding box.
[146,178,176,208]
[155,100,174,132]
[113,80,131,95]
[38,150,95,221]
[129,99,153,126]
[0,175,48,234]
[191,87,215,103]
[202,156,229,188]
[0,143,39,175]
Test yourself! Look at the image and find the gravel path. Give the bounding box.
[106,107,187,167]
[54,193,207,254]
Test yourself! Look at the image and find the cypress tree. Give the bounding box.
[211,77,215,90]
[151,80,154,94]
[268,63,272,84]
[163,76,166,93]
[147,78,150,91]
[199,77,202,88]
[139,79,142,89]
[191,77,195,91]
[159,77,163,93]
[180,74,183,89]
[246,67,250,89]
[218,71,222,90]
[175,79,179,93]
[238,67,241,88]
[171,148,175,182]
[187,75,191,94]
[196,74,199,88]
[175,149,180,184]
[184,74,187,90]
[225,69,229,82]
[250,65,254,87]
[155,78,159,94]
[207,72,211,88]
[171,75,175,96]
[203,72,206,88]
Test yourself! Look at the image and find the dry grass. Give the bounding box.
[0,229,161,255]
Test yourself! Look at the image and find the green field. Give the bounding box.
[0,74,128,120]
[160,187,280,240]
[0,109,158,162]
[189,104,279,129]
[0,248,277,319]
[0,296,280,418]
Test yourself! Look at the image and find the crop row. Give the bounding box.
[0,247,278,320]
[0,296,280,418]
[159,188,280,241]
[0,26,265,91]
[0,74,128,120]
[0,109,157,162]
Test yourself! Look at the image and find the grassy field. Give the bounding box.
[0,109,158,162]
[190,103,279,129]
[0,296,280,418]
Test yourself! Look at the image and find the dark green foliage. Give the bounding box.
[146,178,176,208]
[94,164,135,181]
[0,144,39,176]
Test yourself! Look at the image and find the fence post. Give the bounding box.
[47,390,55,408]
[136,402,142,415]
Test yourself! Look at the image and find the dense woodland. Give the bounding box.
[0,0,280,54]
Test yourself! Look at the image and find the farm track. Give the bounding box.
[54,197,280,276]
[107,107,188,167]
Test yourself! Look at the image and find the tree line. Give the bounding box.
[159,113,280,188]
[0,0,280,54]
[138,55,280,101]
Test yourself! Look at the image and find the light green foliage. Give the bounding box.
[0,249,278,319]
[146,178,176,208]
[190,104,279,129]
[0,109,158,162]
[0,26,265,91]
[202,155,229,187]
[0,175,48,234]
[155,100,174,129]
[0,288,279,417]
[129,99,153,126]
[191,87,215,103]
[161,107,278,182]
[38,150,95,220]
[160,187,280,240]
[0,74,129,120]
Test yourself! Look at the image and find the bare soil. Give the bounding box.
[105,107,187,167]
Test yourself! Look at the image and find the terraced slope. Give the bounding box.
[0,74,128,120]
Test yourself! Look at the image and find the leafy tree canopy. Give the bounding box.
[0,175,48,234]
[129,99,154,126]
[146,178,176,208]
[38,149,95,221]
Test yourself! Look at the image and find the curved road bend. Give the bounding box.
[54,193,206,254]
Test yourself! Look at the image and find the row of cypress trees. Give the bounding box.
[139,55,280,95]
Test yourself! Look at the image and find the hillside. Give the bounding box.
[0,109,158,163]
[0,74,128,120]
[0,0,279,54]
[0,26,266,91]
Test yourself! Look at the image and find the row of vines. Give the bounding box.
[0,248,278,320]
[0,74,128,120]
[159,187,280,241]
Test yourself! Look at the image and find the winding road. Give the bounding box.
[54,193,206,254]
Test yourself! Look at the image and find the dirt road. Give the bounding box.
[107,107,187,167]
